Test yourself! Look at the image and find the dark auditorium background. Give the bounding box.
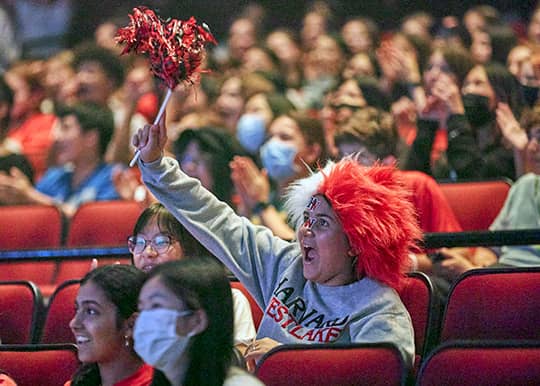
[67,0,537,45]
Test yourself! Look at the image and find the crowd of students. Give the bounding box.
[1,1,539,385]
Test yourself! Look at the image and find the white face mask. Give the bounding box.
[134,308,195,375]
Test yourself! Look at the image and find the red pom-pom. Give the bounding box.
[116,7,216,90]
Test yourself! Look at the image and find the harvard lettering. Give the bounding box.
[266,278,349,343]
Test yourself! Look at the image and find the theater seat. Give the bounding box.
[398,272,435,358]
[440,267,540,344]
[0,205,62,286]
[55,201,143,284]
[416,341,540,386]
[0,344,79,386]
[230,280,263,330]
[256,343,406,386]
[438,179,511,231]
[66,201,143,247]
[39,280,80,344]
[0,281,43,344]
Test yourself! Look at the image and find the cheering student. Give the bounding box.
[132,113,422,368]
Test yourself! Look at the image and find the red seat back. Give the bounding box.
[40,280,80,344]
[397,272,434,357]
[417,341,540,386]
[256,343,405,386]
[0,344,79,386]
[440,267,540,343]
[66,201,143,247]
[438,179,511,231]
[0,205,62,285]
[56,201,142,284]
[1,205,62,248]
[0,281,43,344]
[230,281,263,330]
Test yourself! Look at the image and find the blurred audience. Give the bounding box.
[4,60,56,179]
[0,102,120,219]
[0,75,34,183]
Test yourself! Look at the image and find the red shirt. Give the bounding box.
[7,113,57,180]
[64,364,155,386]
[398,170,462,233]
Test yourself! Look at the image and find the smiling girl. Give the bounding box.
[66,265,169,386]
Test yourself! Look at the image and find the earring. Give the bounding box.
[124,335,130,348]
[351,255,358,267]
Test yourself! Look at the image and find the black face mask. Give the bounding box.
[462,93,494,127]
[521,84,539,108]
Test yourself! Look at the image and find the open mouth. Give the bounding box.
[142,264,156,273]
[303,245,315,263]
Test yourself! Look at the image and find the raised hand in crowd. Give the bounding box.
[230,156,270,216]
[111,166,155,206]
[430,72,464,116]
[230,155,296,240]
[0,167,32,206]
[496,102,528,151]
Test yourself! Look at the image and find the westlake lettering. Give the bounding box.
[265,278,349,343]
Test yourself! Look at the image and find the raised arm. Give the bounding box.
[133,114,297,309]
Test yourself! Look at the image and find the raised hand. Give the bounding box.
[230,156,270,214]
[496,102,528,151]
[0,167,33,205]
[132,111,168,164]
[431,73,464,115]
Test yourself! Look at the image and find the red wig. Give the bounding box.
[285,159,422,289]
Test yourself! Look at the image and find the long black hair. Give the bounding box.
[70,265,156,386]
[484,62,525,119]
[174,127,247,205]
[145,257,234,386]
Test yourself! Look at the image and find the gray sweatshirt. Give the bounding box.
[140,156,415,367]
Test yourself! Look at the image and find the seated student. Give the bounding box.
[0,74,34,183]
[407,62,523,181]
[433,104,540,278]
[0,102,121,218]
[112,126,248,209]
[128,202,256,353]
[333,106,463,273]
[132,115,421,369]
[71,43,152,165]
[66,264,169,386]
[230,111,328,241]
[4,60,57,179]
[136,258,264,385]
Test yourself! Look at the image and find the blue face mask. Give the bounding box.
[260,139,299,181]
[236,114,266,154]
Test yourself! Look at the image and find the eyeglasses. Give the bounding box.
[127,235,175,254]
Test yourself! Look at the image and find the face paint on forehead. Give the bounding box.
[306,196,320,211]
[303,196,321,230]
